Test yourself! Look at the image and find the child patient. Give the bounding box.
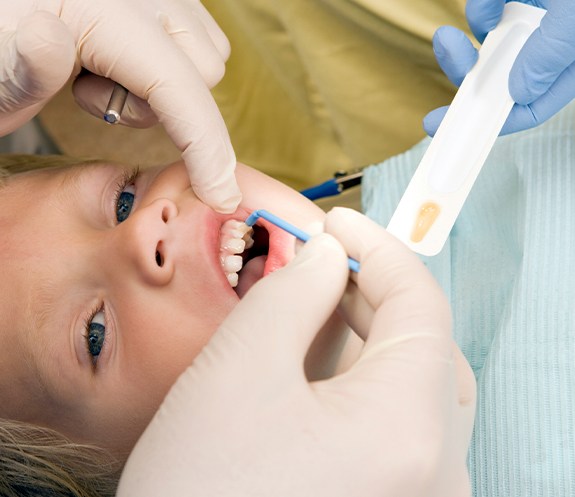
[8,100,575,497]
[0,154,359,496]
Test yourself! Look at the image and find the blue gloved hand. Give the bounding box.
[424,0,575,137]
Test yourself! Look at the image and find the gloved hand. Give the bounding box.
[0,2,240,213]
[424,1,575,137]
[117,207,476,497]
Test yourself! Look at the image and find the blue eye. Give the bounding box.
[86,310,106,359]
[114,168,139,224]
[116,189,135,223]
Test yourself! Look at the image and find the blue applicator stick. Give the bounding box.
[245,209,360,273]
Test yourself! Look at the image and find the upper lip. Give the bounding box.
[167,201,240,295]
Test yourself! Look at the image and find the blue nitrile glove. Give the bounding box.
[424,1,575,137]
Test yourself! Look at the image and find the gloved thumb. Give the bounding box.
[206,233,350,380]
[423,26,479,137]
[433,26,478,87]
[0,11,76,135]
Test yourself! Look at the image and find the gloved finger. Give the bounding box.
[501,61,575,134]
[324,208,455,411]
[422,105,449,137]
[337,280,375,341]
[452,343,475,408]
[423,69,575,137]
[213,233,349,377]
[0,11,75,135]
[466,0,505,43]
[158,11,227,89]
[297,219,376,341]
[77,6,240,213]
[193,1,232,61]
[433,26,478,87]
[72,74,158,128]
[324,208,451,346]
[510,0,575,104]
[130,61,239,214]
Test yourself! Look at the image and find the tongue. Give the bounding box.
[236,255,266,298]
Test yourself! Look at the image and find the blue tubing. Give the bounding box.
[300,179,340,200]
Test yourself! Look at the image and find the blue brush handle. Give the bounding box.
[245,209,360,272]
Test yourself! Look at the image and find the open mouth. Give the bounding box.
[219,219,270,298]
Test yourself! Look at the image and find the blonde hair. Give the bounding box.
[0,154,104,186]
[0,418,121,497]
[0,154,122,496]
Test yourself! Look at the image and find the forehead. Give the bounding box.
[0,165,79,266]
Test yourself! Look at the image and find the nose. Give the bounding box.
[110,198,178,286]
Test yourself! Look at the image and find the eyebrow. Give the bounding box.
[21,271,67,408]
[57,164,90,198]
[57,163,120,230]
[30,274,61,341]
[0,156,103,189]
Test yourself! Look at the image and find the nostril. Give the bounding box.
[155,242,164,267]
[161,206,170,223]
[155,251,163,267]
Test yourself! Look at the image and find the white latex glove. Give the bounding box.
[117,208,476,497]
[0,1,240,213]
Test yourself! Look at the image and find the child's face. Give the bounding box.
[0,159,324,456]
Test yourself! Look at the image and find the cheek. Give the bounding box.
[118,292,238,382]
[100,294,239,449]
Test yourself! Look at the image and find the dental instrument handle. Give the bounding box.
[245,209,360,273]
[386,2,545,256]
[104,83,128,124]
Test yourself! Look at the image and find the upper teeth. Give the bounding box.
[219,220,254,287]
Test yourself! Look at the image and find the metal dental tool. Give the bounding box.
[104,83,128,124]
